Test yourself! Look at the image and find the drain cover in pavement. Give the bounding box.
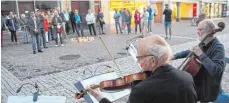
[33,69,41,72]
[117,52,127,56]
[59,54,81,60]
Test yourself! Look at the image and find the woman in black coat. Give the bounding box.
[70,11,77,33]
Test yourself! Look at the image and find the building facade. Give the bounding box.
[1,0,228,25]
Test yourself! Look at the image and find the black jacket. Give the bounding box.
[174,38,225,102]
[163,9,172,22]
[70,11,76,23]
[100,64,197,103]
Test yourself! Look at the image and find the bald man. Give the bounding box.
[173,19,225,102]
[88,35,197,103]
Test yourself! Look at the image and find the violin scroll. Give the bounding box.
[212,22,225,34]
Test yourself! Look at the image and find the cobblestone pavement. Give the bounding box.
[1,18,229,103]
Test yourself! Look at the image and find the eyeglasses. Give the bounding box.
[136,54,154,61]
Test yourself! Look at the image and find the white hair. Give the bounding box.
[146,44,172,64]
[21,14,25,18]
[202,19,216,34]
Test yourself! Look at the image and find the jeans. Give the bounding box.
[135,23,141,33]
[127,22,131,33]
[48,27,53,40]
[10,30,17,42]
[53,28,63,45]
[1,31,3,46]
[148,20,152,33]
[71,22,77,33]
[115,22,122,34]
[22,29,29,43]
[40,29,47,48]
[77,23,84,37]
[65,21,70,34]
[88,23,96,36]
[31,33,41,52]
[99,21,105,34]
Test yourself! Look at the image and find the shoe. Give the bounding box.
[33,51,36,54]
[38,50,43,53]
[102,32,105,34]
[55,45,58,47]
[17,42,19,44]
[165,37,168,39]
[61,44,64,47]
[44,47,48,48]
[11,42,14,45]
[121,32,123,34]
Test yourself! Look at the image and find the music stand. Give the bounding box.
[74,72,130,103]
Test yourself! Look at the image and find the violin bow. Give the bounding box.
[99,36,123,77]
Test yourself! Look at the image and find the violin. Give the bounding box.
[75,72,150,99]
[75,37,152,99]
[178,22,225,76]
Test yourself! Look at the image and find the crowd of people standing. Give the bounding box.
[113,5,157,35]
[1,7,106,54]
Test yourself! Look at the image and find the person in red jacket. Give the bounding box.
[44,13,49,43]
[134,9,141,34]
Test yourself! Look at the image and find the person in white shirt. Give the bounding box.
[86,9,96,36]
[141,8,149,35]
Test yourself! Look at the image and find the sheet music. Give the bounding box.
[127,44,142,70]
[80,72,130,103]
[7,96,66,103]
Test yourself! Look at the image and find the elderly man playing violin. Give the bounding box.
[88,35,197,103]
[172,19,226,103]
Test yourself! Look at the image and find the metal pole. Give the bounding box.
[34,0,36,11]
[16,0,20,17]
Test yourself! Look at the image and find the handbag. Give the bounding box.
[99,18,105,24]
[56,24,62,34]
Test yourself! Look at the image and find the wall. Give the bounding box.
[180,3,193,19]
[155,2,163,23]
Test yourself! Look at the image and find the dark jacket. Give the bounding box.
[163,9,172,22]
[97,12,104,23]
[173,38,225,102]
[51,16,63,27]
[70,11,76,23]
[20,18,27,30]
[100,64,197,103]
[1,15,6,30]
[6,17,18,31]
[27,17,41,35]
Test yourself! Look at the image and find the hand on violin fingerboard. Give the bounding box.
[88,85,104,101]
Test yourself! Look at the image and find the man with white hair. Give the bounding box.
[173,19,225,103]
[20,14,29,43]
[88,35,197,103]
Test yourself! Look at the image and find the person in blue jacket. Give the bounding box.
[147,5,153,33]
